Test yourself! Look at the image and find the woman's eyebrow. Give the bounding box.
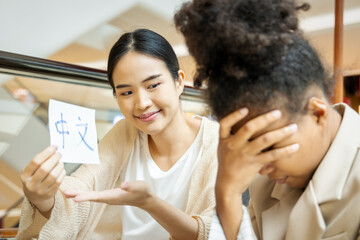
[115,74,162,89]
[142,74,162,83]
[115,83,131,89]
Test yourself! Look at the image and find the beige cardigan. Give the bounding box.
[16,117,219,240]
[248,104,360,240]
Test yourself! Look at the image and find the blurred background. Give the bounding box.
[1,0,360,229]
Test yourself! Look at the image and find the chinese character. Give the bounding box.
[55,113,69,149]
[76,116,94,151]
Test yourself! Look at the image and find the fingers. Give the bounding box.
[231,110,282,148]
[21,145,58,179]
[65,189,124,203]
[73,192,98,202]
[65,181,148,204]
[80,189,120,202]
[258,143,299,165]
[246,123,298,154]
[219,108,248,139]
[38,169,66,199]
[37,162,66,195]
[50,169,66,192]
[21,149,62,195]
[120,181,145,192]
[63,189,87,198]
[30,152,62,185]
[63,189,95,202]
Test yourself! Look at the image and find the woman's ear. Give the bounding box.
[176,70,185,97]
[306,97,328,125]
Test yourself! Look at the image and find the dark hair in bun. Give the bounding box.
[175,0,333,120]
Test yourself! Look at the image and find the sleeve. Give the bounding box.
[167,118,216,240]
[16,167,93,240]
[190,187,216,240]
[208,206,257,240]
[185,118,219,240]
[187,155,217,240]
[16,119,137,240]
[169,157,216,240]
[247,200,261,239]
[237,206,257,240]
[208,213,226,240]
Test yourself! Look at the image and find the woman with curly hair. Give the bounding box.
[175,0,360,239]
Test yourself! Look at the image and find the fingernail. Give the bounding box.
[286,124,298,132]
[271,110,281,119]
[52,145,58,150]
[290,143,299,151]
[239,108,248,115]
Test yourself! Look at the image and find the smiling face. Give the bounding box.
[112,51,184,135]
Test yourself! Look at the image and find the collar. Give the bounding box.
[270,104,360,203]
[271,181,296,200]
[311,103,360,203]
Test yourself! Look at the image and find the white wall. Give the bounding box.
[0,0,137,57]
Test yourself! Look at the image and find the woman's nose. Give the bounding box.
[135,91,152,110]
[259,164,275,175]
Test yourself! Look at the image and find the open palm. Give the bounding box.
[64,181,152,208]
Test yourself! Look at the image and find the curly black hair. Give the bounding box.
[174,0,334,120]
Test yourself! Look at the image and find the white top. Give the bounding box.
[121,117,204,240]
[209,205,257,240]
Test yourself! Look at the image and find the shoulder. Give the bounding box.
[98,119,139,163]
[192,117,219,174]
[202,116,220,130]
[201,116,220,146]
[345,152,360,191]
[99,119,137,146]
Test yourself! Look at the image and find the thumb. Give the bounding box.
[120,181,146,192]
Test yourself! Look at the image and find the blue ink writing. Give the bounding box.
[76,117,94,151]
[55,113,69,149]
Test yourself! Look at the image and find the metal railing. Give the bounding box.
[0,50,204,102]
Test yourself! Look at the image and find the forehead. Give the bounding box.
[112,51,169,82]
[231,110,295,139]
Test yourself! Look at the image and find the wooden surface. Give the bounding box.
[333,0,344,103]
[0,228,18,238]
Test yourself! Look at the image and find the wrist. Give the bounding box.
[32,197,55,218]
[139,192,157,212]
[216,192,243,210]
[215,181,243,201]
[216,194,244,240]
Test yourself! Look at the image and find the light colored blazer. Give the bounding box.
[17,117,219,240]
[248,104,360,240]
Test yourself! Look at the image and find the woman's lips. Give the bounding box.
[135,110,161,122]
[274,176,288,184]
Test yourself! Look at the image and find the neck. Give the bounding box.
[150,110,198,155]
[327,105,343,144]
[147,110,201,169]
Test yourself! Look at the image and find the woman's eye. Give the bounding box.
[120,91,133,96]
[148,83,161,89]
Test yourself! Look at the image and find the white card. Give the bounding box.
[48,99,100,164]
